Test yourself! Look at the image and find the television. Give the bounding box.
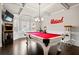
[2,10,14,22]
[5,16,13,22]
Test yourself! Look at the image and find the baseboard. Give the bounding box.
[66,40,79,47]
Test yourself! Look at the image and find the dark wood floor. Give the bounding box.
[0,38,79,55]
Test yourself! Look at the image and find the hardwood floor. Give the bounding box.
[49,43,79,55]
[0,38,79,55]
[0,38,43,55]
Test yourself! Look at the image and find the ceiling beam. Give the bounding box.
[61,3,70,9]
[18,3,26,14]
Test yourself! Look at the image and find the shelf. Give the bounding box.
[4,30,13,33]
[64,25,72,27]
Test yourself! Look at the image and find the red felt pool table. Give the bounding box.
[25,32,63,55]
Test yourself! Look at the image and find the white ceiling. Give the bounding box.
[2,3,79,18]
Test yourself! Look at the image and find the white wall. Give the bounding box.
[0,4,2,47]
[13,4,79,46]
[41,13,65,34]
[43,4,79,46]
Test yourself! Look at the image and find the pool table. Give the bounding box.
[25,32,63,55]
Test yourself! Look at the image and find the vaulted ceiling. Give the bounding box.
[2,3,79,18]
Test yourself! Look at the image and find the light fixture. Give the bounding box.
[34,3,44,22]
[34,3,44,32]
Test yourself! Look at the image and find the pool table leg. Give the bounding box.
[26,37,31,55]
[56,42,62,55]
[32,39,50,55]
[43,46,50,55]
[26,37,28,54]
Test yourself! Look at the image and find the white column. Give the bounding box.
[13,14,19,40]
[0,4,2,47]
